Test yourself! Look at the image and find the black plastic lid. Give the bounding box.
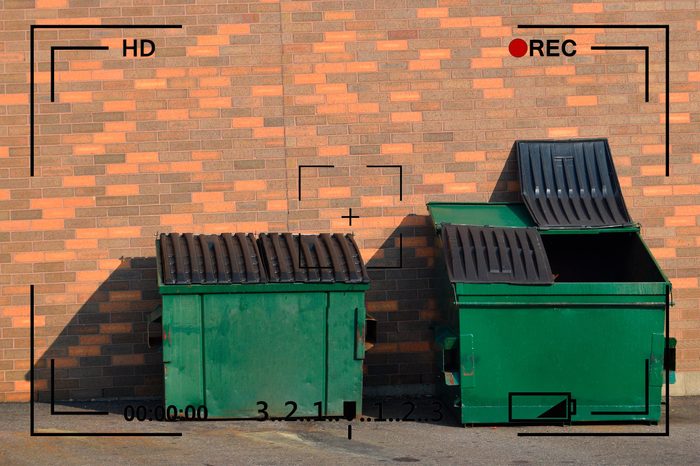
[159,233,267,285]
[516,139,633,229]
[259,233,370,284]
[440,224,553,284]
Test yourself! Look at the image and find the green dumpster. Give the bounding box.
[428,139,674,425]
[155,232,372,419]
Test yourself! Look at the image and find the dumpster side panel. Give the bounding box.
[326,292,365,417]
[202,293,327,418]
[162,294,205,411]
[457,306,665,424]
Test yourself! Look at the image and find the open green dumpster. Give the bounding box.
[429,139,674,425]
[155,232,372,419]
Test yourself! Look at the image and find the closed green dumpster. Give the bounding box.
[429,139,674,425]
[155,232,372,419]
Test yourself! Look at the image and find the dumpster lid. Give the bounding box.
[516,139,633,229]
[440,224,553,284]
[259,233,370,284]
[158,233,267,285]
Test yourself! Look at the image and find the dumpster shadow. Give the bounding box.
[26,257,163,411]
[488,143,520,202]
[362,214,440,391]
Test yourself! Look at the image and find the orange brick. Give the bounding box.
[252,85,283,96]
[161,214,193,225]
[0,93,28,105]
[36,0,68,8]
[377,40,408,51]
[233,117,264,128]
[14,252,44,263]
[312,42,346,53]
[219,24,251,35]
[253,127,284,138]
[455,151,486,162]
[674,185,700,195]
[126,152,159,163]
[42,207,75,219]
[105,185,139,196]
[548,127,579,138]
[424,173,455,184]
[640,165,666,176]
[665,216,696,227]
[420,49,451,60]
[64,175,95,187]
[318,104,346,114]
[103,100,135,112]
[472,16,502,26]
[235,180,266,191]
[445,183,477,194]
[483,88,514,99]
[471,57,502,68]
[319,187,351,199]
[267,200,288,211]
[567,95,598,106]
[157,109,189,120]
[666,113,690,124]
[346,62,377,72]
[108,226,140,238]
[381,143,412,154]
[134,79,167,89]
[480,26,512,38]
[187,46,219,57]
[642,186,673,196]
[473,78,503,89]
[197,35,228,46]
[391,112,422,122]
[104,121,136,132]
[409,60,441,70]
[319,145,349,156]
[66,238,97,249]
[651,248,675,259]
[295,73,327,84]
[60,91,91,103]
[417,7,448,18]
[200,97,230,108]
[73,144,105,156]
[93,132,126,144]
[390,91,420,102]
[573,3,604,13]
[440,18,471,28]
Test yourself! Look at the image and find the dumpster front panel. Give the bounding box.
[456,305,665,424]
[202,292,327,418]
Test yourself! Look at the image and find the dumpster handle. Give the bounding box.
[147,305,162,349]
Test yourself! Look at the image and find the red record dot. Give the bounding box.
[509,38,528,57]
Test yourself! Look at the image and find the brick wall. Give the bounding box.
[1,0,699,401]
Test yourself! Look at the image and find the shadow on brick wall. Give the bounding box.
[363,214,440,389]
[26,257,163,405]
[488,143,521,203]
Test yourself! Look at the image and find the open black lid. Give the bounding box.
[516,139,633,229]
[440,224,553,285]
